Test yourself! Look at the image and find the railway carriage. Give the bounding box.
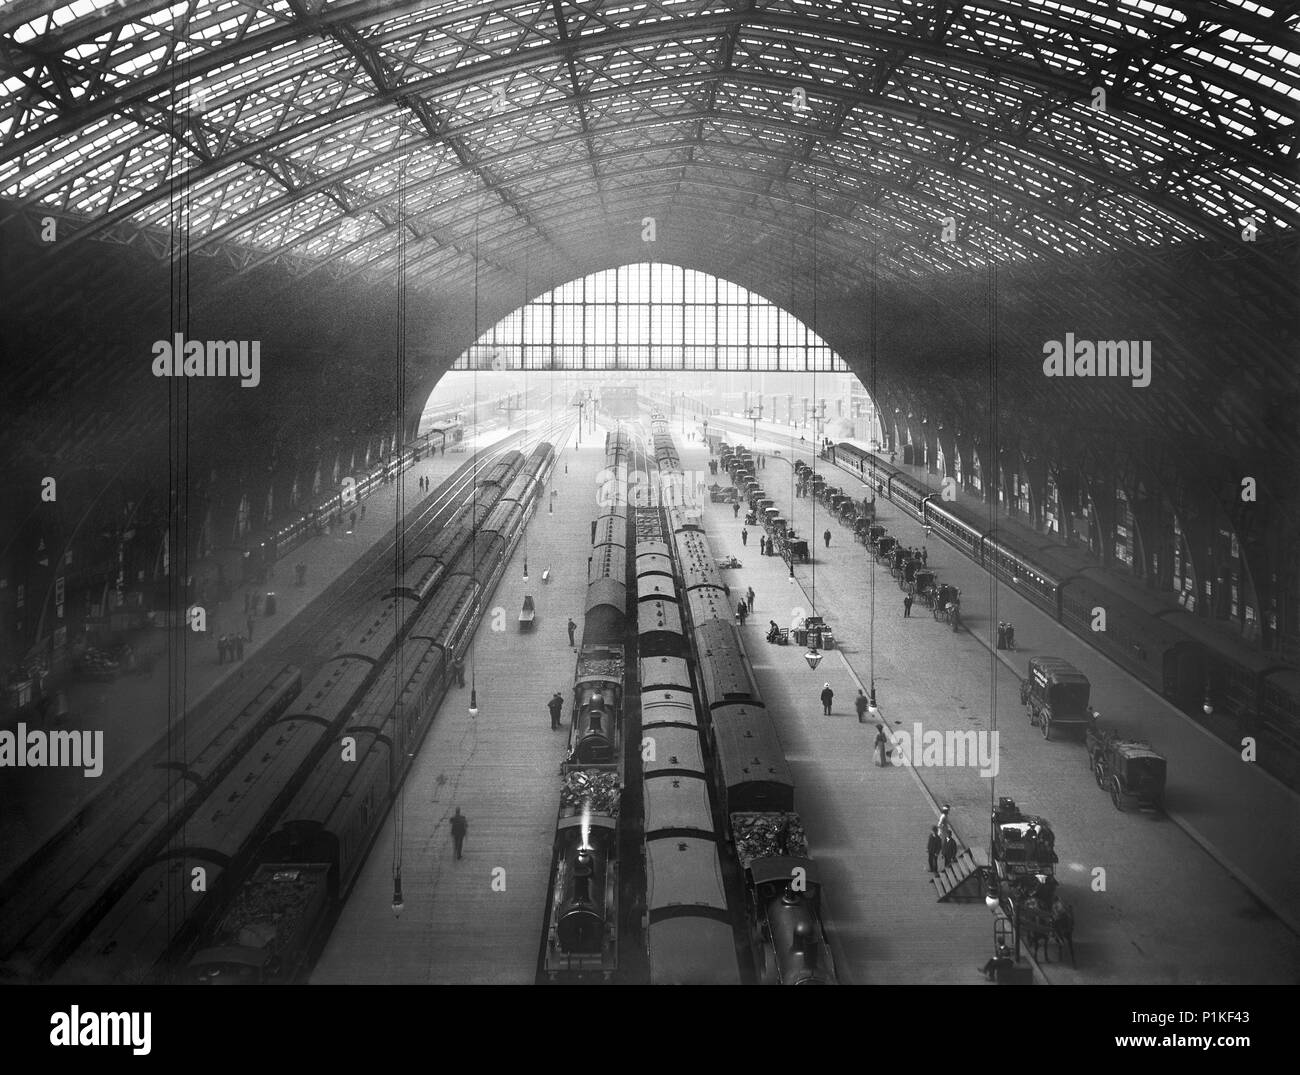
[638,596,686,657]
[641,687,699,732]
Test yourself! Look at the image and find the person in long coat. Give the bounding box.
[873,724,890,766]
[820,683,834,715]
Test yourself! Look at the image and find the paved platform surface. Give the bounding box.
[313,426,592,984]
[0,421,524,880]
[701,416,1300,984]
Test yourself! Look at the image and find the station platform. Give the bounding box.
[0,420,529,882]
[313,426,593,984]
[697,417,1300,983]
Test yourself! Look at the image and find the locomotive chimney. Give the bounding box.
[573,848,594,904]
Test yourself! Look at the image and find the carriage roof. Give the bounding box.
[997,815,1053,838]
[1111,740,1164,762]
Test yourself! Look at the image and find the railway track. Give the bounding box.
[0,422,566,978]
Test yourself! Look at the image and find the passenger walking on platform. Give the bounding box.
[927,826,942,875]
[943,833,958,870]
[736,600,748,624]
[903,594,913,618]
[873,724,890,766]
[217,635,228,665]
[567,618,577,647]
[454,655,466,688]
[548,692,564,730]
[234,635,245,661]
[733,501,740,519]
[450,808,468,860]
[820,683,834,716]
[746,586,755,611]
[855,689,869,723]
[295,562,307,587]
[741,527,748,547]
[349,510,357,531]
[823,529,832,549]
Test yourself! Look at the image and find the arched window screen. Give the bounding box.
[455,263,848,372]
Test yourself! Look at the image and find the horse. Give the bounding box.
[1051,898,1076,966]
[1021,896,1076,966]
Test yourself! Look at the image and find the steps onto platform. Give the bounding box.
[932,847,989,902]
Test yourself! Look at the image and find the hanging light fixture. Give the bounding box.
[804,645,823,671]
[868,682,879,716]
[392,868,405,917]
[469,686,479,718]
[523,558,529,582]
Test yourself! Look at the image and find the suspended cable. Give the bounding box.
[986,132,1001,815]
[810,181,817,616]
[868,242,878,711]
[391,152,408,915]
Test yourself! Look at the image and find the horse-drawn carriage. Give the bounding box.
[913,569,936,606]
[862,522,885,547]
[874,535,897,562]
[1020,656,1093,741]
[990,800,1075,966]
[899,558,924,590]
[932,583,961,623]
[777,530,810,563]
[1085,722,1166,811]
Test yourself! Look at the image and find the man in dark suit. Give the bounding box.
[450,808,468,860]
[927,826,942,875]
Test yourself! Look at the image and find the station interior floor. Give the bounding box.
[313,414,1300,985]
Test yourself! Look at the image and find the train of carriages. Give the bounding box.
[245,423,463,572]
[642,420,836,985]
[541,429,633,980]
[827,440,1300,780]
[45,443,555,984]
